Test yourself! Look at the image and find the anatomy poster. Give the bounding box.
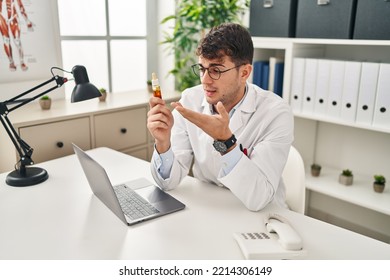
[0,0,61,83]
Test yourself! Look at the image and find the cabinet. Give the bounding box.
[94,107,148,152]
[252,37,390,242]
[0,90,181,173]
[19,117,91,163]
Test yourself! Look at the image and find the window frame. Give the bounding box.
[56,0,158,93]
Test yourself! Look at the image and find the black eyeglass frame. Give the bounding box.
[191,63,244,80]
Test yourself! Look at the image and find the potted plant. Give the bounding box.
[39,95,51,110]
[147,80,153,93]
[339,169,353,186]
[99,88,107,102]
[161,0,249,91]
[310,163,321,177]
[373,175,386,193]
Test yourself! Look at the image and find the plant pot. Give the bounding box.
[39,99,51,110]
[373,183,385,193]
[311,168,321,177]
[147,84,153,93]
[339,174,353,186]
[99,91,107,102]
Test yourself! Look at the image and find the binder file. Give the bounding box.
[356,62,380,126]
[290,58,305,113]
[326,60,345,119]
[373,63,390,129]
[253,61,262,87]
[253,61,269,89]
[273,62,284,97]
[314,59,331,116]
[262,63,270,90]
[340,61,362,123]
[301,58,318,114]
[268,57,284,93]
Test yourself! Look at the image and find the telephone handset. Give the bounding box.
[233,213,305,259]
[265,213,303,251]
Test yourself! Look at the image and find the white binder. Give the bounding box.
[301,58,318,114]
[373,63,390,129]
[355,62,380,125]
[314,59,331,116]
[290,58,305,113]
[326,60,345,119]
[340,61,361,123]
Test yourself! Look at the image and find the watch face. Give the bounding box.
[213,141,227,153]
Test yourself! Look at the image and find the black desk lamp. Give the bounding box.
[0,65,101,187]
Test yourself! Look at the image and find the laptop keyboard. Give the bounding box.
[114,184,159,220]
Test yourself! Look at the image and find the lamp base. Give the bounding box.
[6,167,49,187]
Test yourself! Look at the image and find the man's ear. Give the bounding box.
[242,64,252,79]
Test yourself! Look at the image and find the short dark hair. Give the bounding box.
[196,23,254,66]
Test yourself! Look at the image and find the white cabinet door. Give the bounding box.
[19,117,91,163]
[94,107,148,150]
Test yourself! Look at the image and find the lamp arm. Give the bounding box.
[0,75,68,173]
[5,75,67,113]
[0,114,33,169]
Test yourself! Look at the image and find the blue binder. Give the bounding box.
[253,61,269,90]
[273,62,284,97]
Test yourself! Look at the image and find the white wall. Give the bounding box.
[157,0,175,94]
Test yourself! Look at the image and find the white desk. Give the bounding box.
[1,147,390,260]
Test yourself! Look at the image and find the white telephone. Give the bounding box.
[233,213,305,259]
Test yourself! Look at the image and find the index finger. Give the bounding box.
[172,102,209,127]
[149,96,165,108]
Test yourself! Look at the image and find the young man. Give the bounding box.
[147,23,294,211]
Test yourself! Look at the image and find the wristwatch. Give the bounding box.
[213,134,237,154]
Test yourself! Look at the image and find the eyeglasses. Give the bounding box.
[191,63,243,80]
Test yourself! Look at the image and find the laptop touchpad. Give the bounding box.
[137,186,170,203]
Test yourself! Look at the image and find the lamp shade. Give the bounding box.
[70,65,101,103]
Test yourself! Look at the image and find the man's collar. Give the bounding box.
[205,84,249,117]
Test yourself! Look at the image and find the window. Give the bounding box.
[57,0,153,97]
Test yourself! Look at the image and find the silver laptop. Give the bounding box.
[72,144,185,225]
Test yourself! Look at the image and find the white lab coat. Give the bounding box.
[151,83,294,211]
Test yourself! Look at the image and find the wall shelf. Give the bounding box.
[306,166,390,216]
[252,36,390,242]
[294,113,390,135]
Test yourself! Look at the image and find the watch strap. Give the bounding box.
[213,134,237,153]
[222,134,237,150]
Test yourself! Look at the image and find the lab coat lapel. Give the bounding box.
[229,88,256,133]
